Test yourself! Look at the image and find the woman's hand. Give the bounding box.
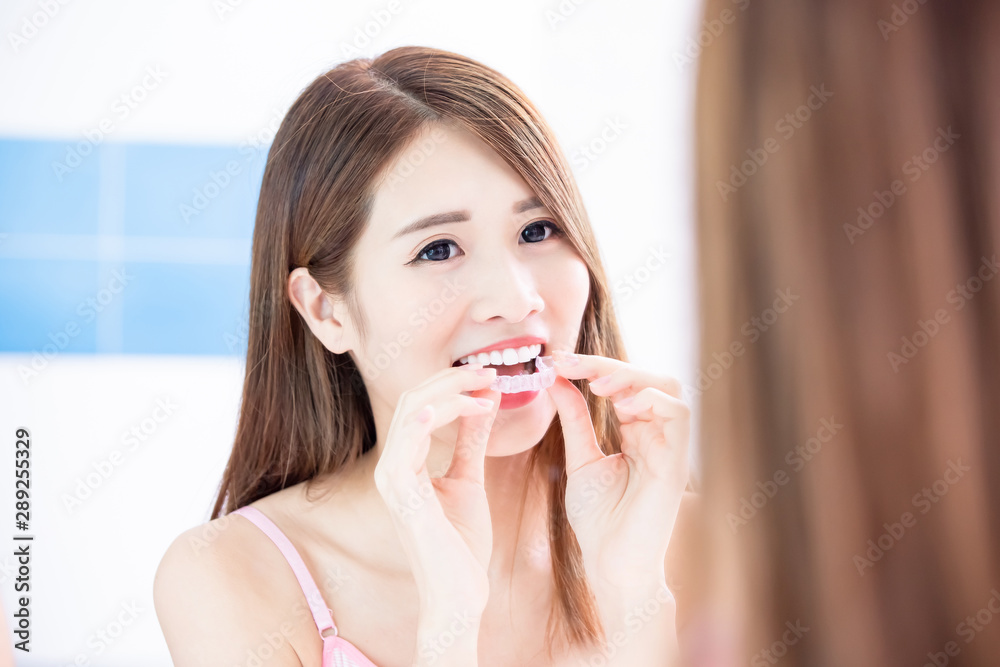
[373,363,500,633]
[547,350,690,591]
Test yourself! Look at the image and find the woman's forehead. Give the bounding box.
[368,125,538,241]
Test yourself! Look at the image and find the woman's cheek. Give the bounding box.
[561,255,591,307]
[541,257,591,348]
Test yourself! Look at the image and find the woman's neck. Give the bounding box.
[297,442,552,587]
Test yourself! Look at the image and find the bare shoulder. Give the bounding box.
[154,511,306,667]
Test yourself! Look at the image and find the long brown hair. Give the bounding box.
[210,46,627,654]
[695,0,1000,665]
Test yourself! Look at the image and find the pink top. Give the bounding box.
[231,505,379,667]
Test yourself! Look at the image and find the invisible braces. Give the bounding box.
[489,355,556,394]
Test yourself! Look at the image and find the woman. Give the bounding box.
[693,0,1000,665]
[154,47,696,666]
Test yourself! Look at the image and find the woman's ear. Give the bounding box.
[287,267,355,354]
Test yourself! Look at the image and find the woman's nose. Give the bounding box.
[467,255,545,324]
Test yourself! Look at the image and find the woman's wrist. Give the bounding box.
[590,571,674,619]
[582,575,678,666]
[582,557,670,597]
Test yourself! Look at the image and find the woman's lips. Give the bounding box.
[499,389,540,410]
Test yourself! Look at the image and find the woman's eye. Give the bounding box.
[521,220,563,243]
[407,220,563,265]
[411,239,460,264]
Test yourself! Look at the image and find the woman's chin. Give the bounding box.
[485,393,557,457]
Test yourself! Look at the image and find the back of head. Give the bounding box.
[694,1,1000,665]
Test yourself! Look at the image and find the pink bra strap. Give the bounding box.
[231,505,338,640]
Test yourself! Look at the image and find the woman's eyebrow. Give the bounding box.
[513,196,544,214]
[391,196,546,240]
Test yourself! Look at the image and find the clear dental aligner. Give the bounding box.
[490,355,556,394]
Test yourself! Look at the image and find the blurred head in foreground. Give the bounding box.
[693,1,1000,665]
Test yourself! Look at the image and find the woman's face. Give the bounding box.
[347,121,591,457]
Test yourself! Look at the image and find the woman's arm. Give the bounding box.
[567,492,703,667]
[588,576,679,666]
[154,527,304,667]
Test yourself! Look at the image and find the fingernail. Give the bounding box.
[475,397,494,407]
[615,396,634,407]
[590,375,610,386]
[476,368,495,376]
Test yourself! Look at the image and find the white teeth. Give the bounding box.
[458,344,544,367]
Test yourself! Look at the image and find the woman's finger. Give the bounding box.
[613,388,690,486]
[444,387,501,485]
[550,349,627,382]
[395,394,494,473]
[611,386,689,422]
[551,351,683,400]
[545,375,605,476]
[587,366,683,401]
[380,366,497,483]
[406,362,498,404]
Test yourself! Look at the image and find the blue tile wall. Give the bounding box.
[0,138,102,235]
[121,262,251,356]
[124,143,261,238]
[0,258,100,353]
[0,137,266,355]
